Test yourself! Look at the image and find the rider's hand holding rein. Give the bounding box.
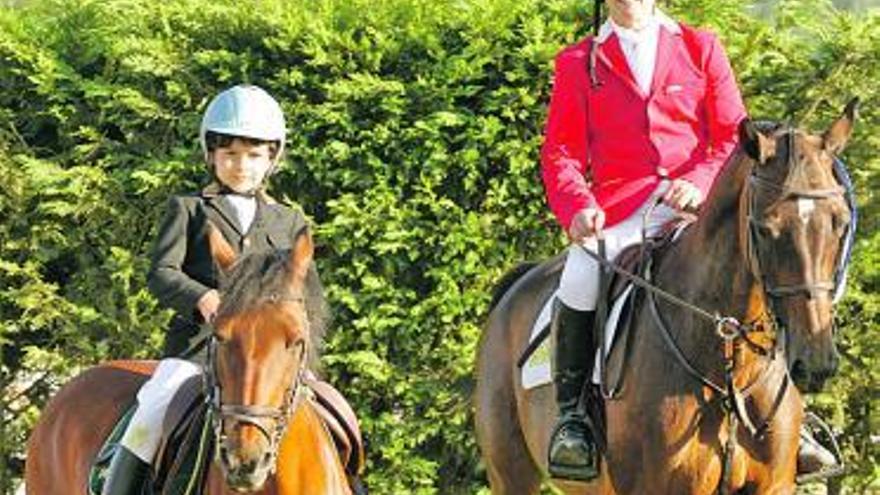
[663,179,703,212]
[568,207,606,244]
[197,289,221,323]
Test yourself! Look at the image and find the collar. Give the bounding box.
[595,8,680,44]
[200,180,278,205]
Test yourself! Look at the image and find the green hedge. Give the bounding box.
[0,0,877,492]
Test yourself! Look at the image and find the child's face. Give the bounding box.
[211,138,274,194]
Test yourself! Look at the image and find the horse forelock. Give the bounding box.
[219,250,298,314]
[760,124,840,194]
[216,247,327,366]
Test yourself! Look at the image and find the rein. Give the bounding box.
[204,295,310,476]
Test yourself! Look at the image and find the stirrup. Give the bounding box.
[796,412,845,484]
[548,413,600,482]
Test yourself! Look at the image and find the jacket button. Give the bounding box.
[243,238,251,248]
[657,167,669,178]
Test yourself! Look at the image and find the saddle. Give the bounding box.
[517,221,687,373]
[90,374,365,495]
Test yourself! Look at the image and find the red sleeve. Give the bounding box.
[540,45,597,231]
[679,32,747,195]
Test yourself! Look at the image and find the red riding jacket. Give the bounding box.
[541,21,747,229]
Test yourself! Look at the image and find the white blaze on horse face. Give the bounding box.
[797,198,816,226]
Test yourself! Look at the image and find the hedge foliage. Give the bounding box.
[0,0,877,493]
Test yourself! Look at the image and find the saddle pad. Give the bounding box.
[520,285,634,390]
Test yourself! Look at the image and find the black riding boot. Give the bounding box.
[548,299,600,482]
[102,445,151,495]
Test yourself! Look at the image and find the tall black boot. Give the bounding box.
[547,299,600,482]
[101,445,151,495]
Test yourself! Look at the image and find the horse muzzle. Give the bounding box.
[218,442,275,492]
[788,337,839,393]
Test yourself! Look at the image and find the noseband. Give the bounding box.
[204,296,309,475]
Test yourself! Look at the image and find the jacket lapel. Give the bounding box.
[596,35,644,99]
[249,198,266,235]
[202,194,245,247]
[649,27,678,96]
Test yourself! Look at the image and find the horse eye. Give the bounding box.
[754,221,778,239]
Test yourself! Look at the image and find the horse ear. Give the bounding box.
[288,226,314,287]
[207,223,237,273]
[823,97,859,155]
[739,118,776,164]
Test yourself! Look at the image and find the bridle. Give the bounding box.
[745,130,852,305]
[204,295,309,476]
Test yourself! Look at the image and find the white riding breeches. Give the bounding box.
[557,183,680,311]
[120,358,201,463]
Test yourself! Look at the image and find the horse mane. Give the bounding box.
[488,262,539,313]
[217,230,328,369]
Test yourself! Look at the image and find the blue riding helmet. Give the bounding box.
[199,85,287,170]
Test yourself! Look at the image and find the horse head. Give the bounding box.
[737,98,858,392]
[206,225,314,491]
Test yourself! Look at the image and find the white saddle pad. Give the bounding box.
[520,285,634,390]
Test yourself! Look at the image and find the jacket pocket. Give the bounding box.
[660,78,705,122]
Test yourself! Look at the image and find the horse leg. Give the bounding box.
[475,312,542,495]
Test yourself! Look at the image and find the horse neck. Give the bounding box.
[276,401,351,494]
[652,152,773,383]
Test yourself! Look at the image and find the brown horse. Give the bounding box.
[475,99,857,495]
[26,227,354,494]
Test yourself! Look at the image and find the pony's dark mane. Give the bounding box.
[217,232,327,368]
